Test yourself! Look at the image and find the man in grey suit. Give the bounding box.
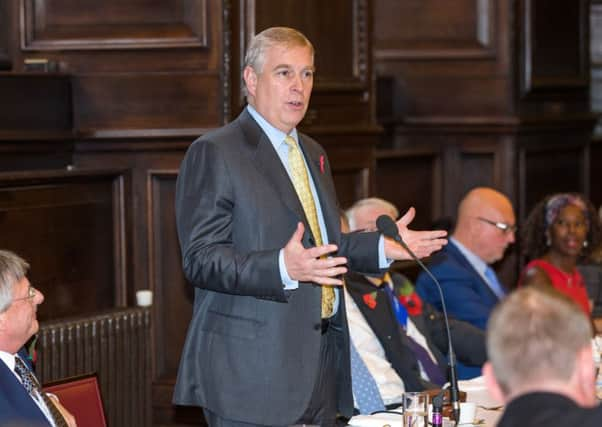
[173,27,447,427]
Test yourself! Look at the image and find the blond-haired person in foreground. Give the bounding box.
[483,286,600,427]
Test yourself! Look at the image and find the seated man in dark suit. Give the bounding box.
[343,199,486,412]
[415,187,516,331]
[483,286,602,427]
[0,249,76,427]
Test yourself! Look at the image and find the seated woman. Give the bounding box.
[520,193,601,315]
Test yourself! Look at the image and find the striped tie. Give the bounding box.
[285,135,335,318]
[14,356,68,427]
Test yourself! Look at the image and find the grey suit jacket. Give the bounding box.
[173,109,382,425]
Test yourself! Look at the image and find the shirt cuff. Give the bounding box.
[378,235,393,269]
[279,249,299,289]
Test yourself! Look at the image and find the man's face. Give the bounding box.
[244,44,314,133]
[352,205,396,232]
[0,277,44,352]
[474,204,516,264]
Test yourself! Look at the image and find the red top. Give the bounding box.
[521,259,591,315]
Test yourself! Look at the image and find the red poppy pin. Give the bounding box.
[319,155,325,174]
[396,278,423,316]
[363,291,378,309]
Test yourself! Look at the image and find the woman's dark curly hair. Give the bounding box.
[521,193,602,262]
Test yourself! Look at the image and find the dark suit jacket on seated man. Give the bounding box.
[0,250,76,427]
[345,271,486,394]
[173,27,447,427]
[416,187,516,331]
[483,286,602,427]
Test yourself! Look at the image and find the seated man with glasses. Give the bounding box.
[416,187,516,335]
[0,249,76,426]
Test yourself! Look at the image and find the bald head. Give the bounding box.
[453,187,515,263]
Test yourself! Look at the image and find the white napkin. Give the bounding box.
[347,412,404,427]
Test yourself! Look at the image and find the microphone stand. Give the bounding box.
[376,215,460,425]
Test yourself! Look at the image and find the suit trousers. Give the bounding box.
[202,321,338,427]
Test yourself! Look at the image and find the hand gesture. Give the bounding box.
[283,223,348,286]
[384,207,448,260]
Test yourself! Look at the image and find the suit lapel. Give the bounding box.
[447,241,500,301]
[0,359,50,425]
[237,111,309,225]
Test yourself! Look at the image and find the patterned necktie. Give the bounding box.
[484,266,505,299]
[383,283,446,386]
[14,356,68,427]
[349,338,386,414]
[285,135,334,318]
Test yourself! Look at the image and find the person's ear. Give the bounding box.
[243,66,258,98]
[483,361,507,404]
[573,346,598,407]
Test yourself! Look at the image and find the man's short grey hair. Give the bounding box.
[0,250,29,313]
[242,27,314,96]
[346,197,399,231]
[487,286,592,395]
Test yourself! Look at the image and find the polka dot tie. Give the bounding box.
[349,339,385,414]
[285,136,334,318]
[14,356,68,427]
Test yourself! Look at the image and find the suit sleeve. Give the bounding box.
[422,303,487,366]
[416,268,492,330]
[175,138,286,301]
[339,231,383,276]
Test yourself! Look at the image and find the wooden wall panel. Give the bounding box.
[21,0,208,50]
[519,0,589,99]
[0,170,128,320]
[373,0,509,120]
[374,0,495,59]
[73,73,220,131]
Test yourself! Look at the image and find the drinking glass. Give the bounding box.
[403,391,428,427]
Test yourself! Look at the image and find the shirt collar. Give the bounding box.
[450,237,488,276]
[246,104,299,148]
[0,350,17,371]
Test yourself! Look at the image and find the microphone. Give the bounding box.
[376,214,461,425]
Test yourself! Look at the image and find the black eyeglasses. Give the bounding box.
[12,286,37,303]
[476,217,517,234]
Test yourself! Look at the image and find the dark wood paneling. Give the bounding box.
[374,0,495,59]
[0,73,71,131]
[73,73,220,131]
[375,150,440,229]
[591,1,602,137]
[519,0,590,98]
[0,170,129,320]
[520,142,587,216]
[590,138,602,208]
[21,0,208,50]
[148,171,192,381]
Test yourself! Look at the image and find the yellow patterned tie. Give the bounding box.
[285,135,335,318]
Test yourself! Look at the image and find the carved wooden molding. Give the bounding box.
[20,0,208,51]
